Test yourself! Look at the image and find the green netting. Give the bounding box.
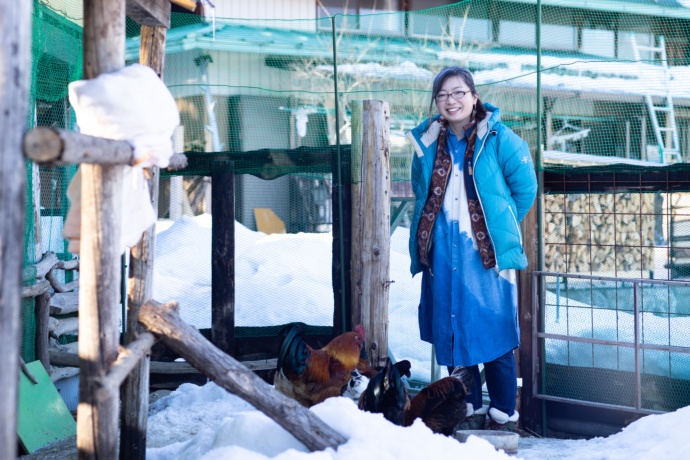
[26,0,690,389]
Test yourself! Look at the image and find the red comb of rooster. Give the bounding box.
[354,324,366,340]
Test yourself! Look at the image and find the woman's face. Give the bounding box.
[435,75,478,128]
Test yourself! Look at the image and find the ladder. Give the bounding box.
[630,33,682,164]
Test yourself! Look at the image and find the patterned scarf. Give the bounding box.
[416,117,496,273]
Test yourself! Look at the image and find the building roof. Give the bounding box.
[507,0,690,20]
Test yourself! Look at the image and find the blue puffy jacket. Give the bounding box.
[405,103,537,275]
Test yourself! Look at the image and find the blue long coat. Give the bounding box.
[405,104,537,366]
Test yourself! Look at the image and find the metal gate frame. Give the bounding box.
[532,271,690,415]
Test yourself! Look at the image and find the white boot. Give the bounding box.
[487,407,519,432]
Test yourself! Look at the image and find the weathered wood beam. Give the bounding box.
[103,333,155,393]
[53,317,80,338]
[0,2,31,458]
[77,1,127,458]
[23,127,133,166]
[35,292,51,371]
[120,23,167,460]
[353,100,391,368]
[22,279,51,298]
[126,0,170,27]
[50,292,80,315]
[212,167,235,355]
[31,251,60,280]
[50,350,278,373]
[47,270,80,293]
[139,299,347,452]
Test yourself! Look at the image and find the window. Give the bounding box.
[581,28,615,59]
[542,24,577,51]
[499,20,536,49]
[619,32,654,63]
[450,17,491,44]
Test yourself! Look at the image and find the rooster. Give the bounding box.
[403,366,475,436]
[358,358,411,426]
[274,324,374,407]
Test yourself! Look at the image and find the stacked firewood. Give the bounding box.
[544,193,659,274]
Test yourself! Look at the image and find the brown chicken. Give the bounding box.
[403,366,475,435]
[274,324,375,407]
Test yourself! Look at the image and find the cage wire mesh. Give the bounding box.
[25,0,690,393]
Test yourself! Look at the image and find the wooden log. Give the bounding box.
[102,333,155,393]
[0,4,31,458]
[48,316,59,333]
[77,2,126,458]
[50,366,80,383]
[50,292,80,315]
[35,292,51,371]
[22,279,52,298]
[32,252,60,280]
[353,100,391,368]
[23,127,134,166]
[121,24,167,458]
[138,299,347,452]
[126,0,170,27]
[49,350,277,373]
[56,258,80,271]
[53,317,80,338]
[211,167,235,355]
[19,356,39,385]
[47,270,80,293]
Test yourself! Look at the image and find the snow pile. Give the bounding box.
[153,215,431,382]
[146,381,509,460]
[519,405,690,460]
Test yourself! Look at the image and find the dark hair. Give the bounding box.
[428,66,487,126]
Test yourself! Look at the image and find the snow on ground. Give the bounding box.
[145,379,690,460]
[149,214,690,459]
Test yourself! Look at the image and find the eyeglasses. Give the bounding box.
[435,90,469,103]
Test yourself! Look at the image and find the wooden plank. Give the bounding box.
[77,1,127,459]
[35,292,51,371]
[23,128,134,166]
[354,100,391,368]
[50,350,278,373]
[170,0,197,11]
[0,1,31,458]
[138,299,347,451]
[126,0,170,27]
[212,168,235,355]
[103,333,155,392]
[22,279,51,299]
[120,23,167,460]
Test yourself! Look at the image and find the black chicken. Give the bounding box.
[403,366,475,435]
[357,358,410,426]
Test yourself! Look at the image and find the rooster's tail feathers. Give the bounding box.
[277,324,308,375]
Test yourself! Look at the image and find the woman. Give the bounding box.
[405,67,537,431]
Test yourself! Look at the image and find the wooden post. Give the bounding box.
[518,161,543,434]
[0,2,31,459]
[212,166,235,355]
[77,1,126,459]
[625,120,631,159]
[121,21,168,460]
[351,100,391,368]
[350,101,363,328]
[35,291,51,371]
[139,299,347,451]
[641,114,647,160]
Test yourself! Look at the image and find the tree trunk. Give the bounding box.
[0,3,31,459]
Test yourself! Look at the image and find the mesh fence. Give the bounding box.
[24,0,690,388]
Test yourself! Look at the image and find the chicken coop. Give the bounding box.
[16,0,690,439]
